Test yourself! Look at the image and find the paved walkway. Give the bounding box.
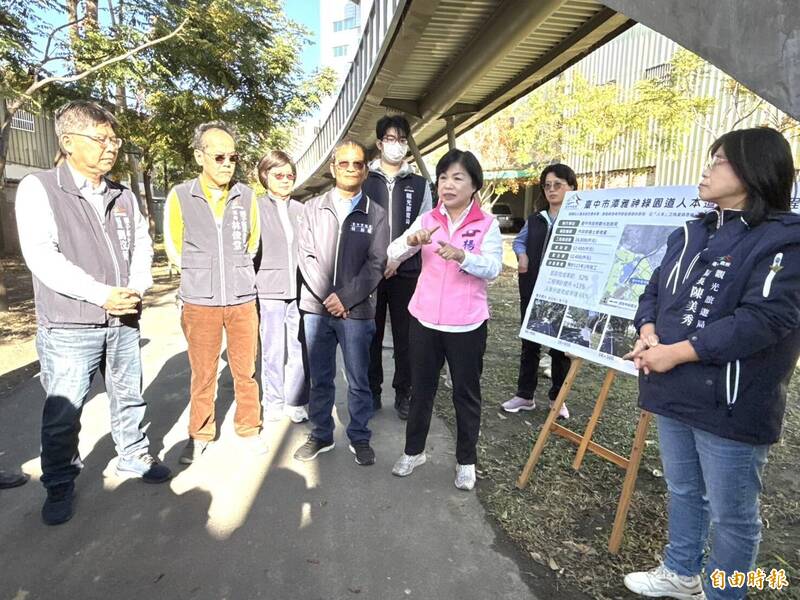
[0,295,538,600]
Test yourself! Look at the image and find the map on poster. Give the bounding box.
[519,185,706,376]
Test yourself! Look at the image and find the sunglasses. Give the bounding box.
[204,151,240,164]
[271,172,296,181]
[334,160,365,171]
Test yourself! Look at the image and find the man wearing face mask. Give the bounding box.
[363,115,433,420]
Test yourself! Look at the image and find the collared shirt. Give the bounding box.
[332,189,362,224]
[163,178,260,268]
[16,161,153,307]
[387,200,503,332]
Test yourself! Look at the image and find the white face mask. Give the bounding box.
[381,141,407,164]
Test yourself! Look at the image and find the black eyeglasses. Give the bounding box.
[204,151,240,164]
[334,160,365,171]
[271,172,296,181]
[382,135,408,144]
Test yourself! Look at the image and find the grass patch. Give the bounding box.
[434,268,800,599]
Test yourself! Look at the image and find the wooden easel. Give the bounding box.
[515,357,652,554]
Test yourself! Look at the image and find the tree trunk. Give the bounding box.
[142,167,156,240]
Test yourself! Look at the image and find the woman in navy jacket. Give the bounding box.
[624,127,800,600]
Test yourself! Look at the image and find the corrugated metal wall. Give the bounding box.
[1,103,59,173]
[560,25,800,187]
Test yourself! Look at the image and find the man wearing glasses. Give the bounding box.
[16,100,171,526]
[293,140,389,466]
[253,150,309,424]
[362,115,432,420]
[164,121,266,464]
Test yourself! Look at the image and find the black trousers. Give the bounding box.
[405,318,487,465]
[517,286,570,401]
[368,275,417,400]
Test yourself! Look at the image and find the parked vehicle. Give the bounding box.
[491,203,523,232]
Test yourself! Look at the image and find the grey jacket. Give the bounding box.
[255,195,302,300]
[297,190,389,319]
[173,178,257,307]
[27,163,138,328]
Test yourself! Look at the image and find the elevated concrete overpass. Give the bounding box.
[294,0,800,197]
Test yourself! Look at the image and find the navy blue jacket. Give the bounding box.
[635,209,800,445]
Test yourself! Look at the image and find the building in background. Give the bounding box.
[0,102,60,254]
[291,0,374,158]
[473,24,799,223]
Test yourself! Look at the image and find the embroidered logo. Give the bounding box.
[462,229,480,238]
[351,222,373,234]
[462,239,475,252]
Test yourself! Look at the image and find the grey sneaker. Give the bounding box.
[392,453,426,477]
[454,464,476,491]
[624,563,704,600]
[179,438,211,465]
[116,453,172,483]
[264,403,284,422]
[294,436,335,462]
[501,396,535,413]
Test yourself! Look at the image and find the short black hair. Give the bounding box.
[709,127,794,226]
[536,163,578,211]
[539,163,577,191]
[435,149,483,191]
[376,115,411,140]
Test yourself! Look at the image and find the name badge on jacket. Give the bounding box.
[350,222,373,234]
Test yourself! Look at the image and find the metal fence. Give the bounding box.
[294,0,407,187]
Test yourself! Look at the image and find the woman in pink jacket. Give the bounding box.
[387,149,503,491]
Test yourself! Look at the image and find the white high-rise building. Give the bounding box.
[291,0,373,158]
[319,0,372,81]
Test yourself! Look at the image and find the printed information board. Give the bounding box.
[519,185,706,376]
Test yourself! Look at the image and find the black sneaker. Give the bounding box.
[42,482,75,526]
[349,441,375,466]
[395,393,411,421]
[294,436,335,462]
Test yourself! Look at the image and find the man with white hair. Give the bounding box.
[16,100,171,526]
[164,121,266,464]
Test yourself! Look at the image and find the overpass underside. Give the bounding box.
[294,0,800,197]
[295,0,633,196]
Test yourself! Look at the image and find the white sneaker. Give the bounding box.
[391,453,427,477]
[549,400,570,420]
[284,404,309,423]
[454,464,476,491]
[239,434,269,455]
[624,564,704,599]
[264,404,284,422]
[501,396,535,413]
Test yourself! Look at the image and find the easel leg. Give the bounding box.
[608,410,652,554]
[516,358,583,489]
[572,369,617,470]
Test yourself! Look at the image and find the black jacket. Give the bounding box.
[297,190,389,319]
[518,211,553,313]
[635,209,800,445]
[361,162,430,278]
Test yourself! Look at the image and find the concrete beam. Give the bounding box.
[418,0,563,120]
[602,0,800,120]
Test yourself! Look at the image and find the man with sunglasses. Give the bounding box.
[294,140,389,466]
[363,115,433,419]
[164,121,266,464]
[16,100,171,526]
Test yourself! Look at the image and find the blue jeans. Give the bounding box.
[303,313,375,444]
[36,325,149,488]
[657,415,769,600]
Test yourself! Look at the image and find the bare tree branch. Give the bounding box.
[42,16,88,64]
[25,17,189,98]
